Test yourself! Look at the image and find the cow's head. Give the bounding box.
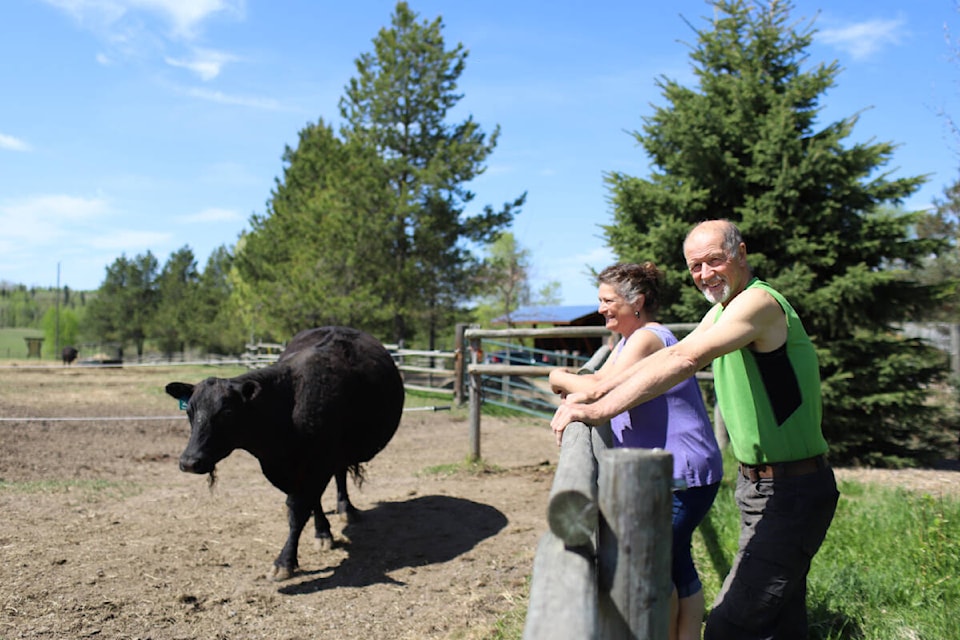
[165,377,262,476]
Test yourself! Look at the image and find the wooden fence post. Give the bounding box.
[597,448,673,640]
[547,422,599,548]
[468,371,481,462]
[454,323,468,406]
[523,531,598,640]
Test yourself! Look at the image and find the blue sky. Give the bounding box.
[2,1,960,305]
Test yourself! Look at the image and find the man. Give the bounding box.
[551,219,839,639]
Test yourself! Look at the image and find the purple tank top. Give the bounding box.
[609,325,723,486]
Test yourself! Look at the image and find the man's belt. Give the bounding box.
[739,455,827,482]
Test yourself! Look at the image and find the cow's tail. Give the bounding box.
[348,462,365,488]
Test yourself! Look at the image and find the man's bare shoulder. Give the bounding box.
[719,286,787,351]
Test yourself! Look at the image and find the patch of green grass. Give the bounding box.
[484,588,530,639]
[420,457,506,477]
[0,327,45,360]
[693,467,960,640]
[487,461,960,640]
[0,478,141,500]
[403,388,458,412]
[807,485,960,640]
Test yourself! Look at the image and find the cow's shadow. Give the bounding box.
[278,494,507,594]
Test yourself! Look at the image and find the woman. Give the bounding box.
[549,262,723,640]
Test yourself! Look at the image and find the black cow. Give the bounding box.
[165,326,404,580]
[62,346,78,365]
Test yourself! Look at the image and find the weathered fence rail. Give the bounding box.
[240,340,459,396]
[241,324,728,461]
[524,421,673,639]
[461,324,711,461]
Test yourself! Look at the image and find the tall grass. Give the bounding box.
[490,457,960,640]
[693,465,960,640]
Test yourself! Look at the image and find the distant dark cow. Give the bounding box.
[165,326,404,580]
[62,346,78,365]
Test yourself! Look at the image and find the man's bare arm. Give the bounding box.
[550,288,785,436]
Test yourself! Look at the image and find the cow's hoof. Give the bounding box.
[337,501,360,523]
[268,564,295,581]
[314,534,333,552]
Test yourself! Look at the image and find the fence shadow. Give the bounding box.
[278,495,507,594]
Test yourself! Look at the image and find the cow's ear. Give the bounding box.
[240,380,262,402]
[166,382,194,400]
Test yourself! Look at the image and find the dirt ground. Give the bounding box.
[1,363,958,640]
[0,364,560,640]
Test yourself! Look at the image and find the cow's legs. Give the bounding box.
[269,493,313,581]
[311,474,336,551]
[333,467,359,521]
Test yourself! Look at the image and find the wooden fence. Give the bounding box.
[242,340,459,397]
[242,325,728,462]
[461,324,719,461]
[523,421,673,639]
[462,325,617,460]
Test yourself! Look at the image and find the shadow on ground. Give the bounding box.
[279,495,508,594]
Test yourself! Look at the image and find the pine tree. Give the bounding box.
[339,1,524,346]
[237,120,397,339]
[86,252,159,360]
[605,0,954,466]
[152,246,200,358]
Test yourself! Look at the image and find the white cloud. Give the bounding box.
[0,194,109,222]
[165,47,238,80]
[41,0,243,40]
[132,0,244,39]
[0,194,110,245]
[818,17,907,60]
[180,85,285,111]
[41,0,127,30]
[0,133,31,152]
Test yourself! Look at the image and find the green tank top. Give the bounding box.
[713,278,828,464]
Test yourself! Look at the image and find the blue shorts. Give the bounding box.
[673,482,721,598]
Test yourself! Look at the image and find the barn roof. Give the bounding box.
[492,304,602,326]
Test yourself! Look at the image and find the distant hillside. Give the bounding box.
[0,283,93,329]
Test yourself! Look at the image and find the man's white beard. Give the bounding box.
[702,282,731,305]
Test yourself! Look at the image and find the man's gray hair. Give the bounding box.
[718,220,743,258]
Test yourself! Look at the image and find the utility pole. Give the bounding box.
[55,262,61,359]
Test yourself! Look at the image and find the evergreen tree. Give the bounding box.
[237,121,397,339]
[152,246,200,358]
[195,245,247,354]
[339,1,524,346]
[605,0,953,466]
[912,179,960,320]
[86,252,159,359]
